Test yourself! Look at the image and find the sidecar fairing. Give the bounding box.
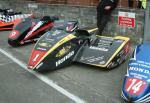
[122,41,150,103]
[0,13,33,30]
[28,27,130,72]
[75,35,130,69]
[8,16,58,46]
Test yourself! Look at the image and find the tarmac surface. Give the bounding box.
[0,31,129,103]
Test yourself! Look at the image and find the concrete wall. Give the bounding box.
[0,0,145,44]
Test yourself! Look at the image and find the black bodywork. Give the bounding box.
[8,16,59,46]
[28,27,130,72]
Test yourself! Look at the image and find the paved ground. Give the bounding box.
[0,31,129,103]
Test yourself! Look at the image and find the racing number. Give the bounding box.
[127,79,143,93]
[10,31,17,38]
[33,54,40,62]
[29,50,46,67]
[125,78,147,96]
[11,31,16,37]
[9,30,19,39]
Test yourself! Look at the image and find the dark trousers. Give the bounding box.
[137,1,143,9]
[96,1,117,35]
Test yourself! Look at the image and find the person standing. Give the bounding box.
[96,0,119,35]
[138,0,147,9]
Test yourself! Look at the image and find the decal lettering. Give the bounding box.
[129,67,150,75]
[89,46,108,51]
[136,61,150,68]
[37,47,47,51]
[36,62,43,69]
[38,42,51,48]
[125,78,147,96]
[56,51,74,67]
[80,56,94,61]
[87,56,104,63]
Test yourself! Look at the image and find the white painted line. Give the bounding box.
[0,48,86,103]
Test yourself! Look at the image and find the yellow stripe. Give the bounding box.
[33,28,98,69]
[86,36,130,68]
[87,28,98,33]
[33,34,76,69]
[33,27,130,69]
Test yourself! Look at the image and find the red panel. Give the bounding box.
[8,30,20,39]
[125,78,147,96]
[28,50,46,69]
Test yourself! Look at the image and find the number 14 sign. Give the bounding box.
[125,78,147,96]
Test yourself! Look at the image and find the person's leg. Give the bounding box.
[128,0,134,7]
[96,0,118,35]
[98,14,110,35]
[96,7,113,35]
[96,1,105,33]
[138,1,142,8]
[97,9,103,27]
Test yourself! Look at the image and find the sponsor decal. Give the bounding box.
[9,30,19,39]
[56,45,71,58]
[38,42,51,48]
[80,56,105,64]
[45,38,55,42]
[36,62,43,69]
[89,46,108,51]
[87,56,104,63]
[129,67,150,75]
[36,47,47,51]
[116,40,123,43]
[44,32,54,41]
[125,78,147,96]
[99,61,105,65]
[56,51,74,67]
[80,56,94,61]
[137,60,150,66]
[52,30,61,36]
